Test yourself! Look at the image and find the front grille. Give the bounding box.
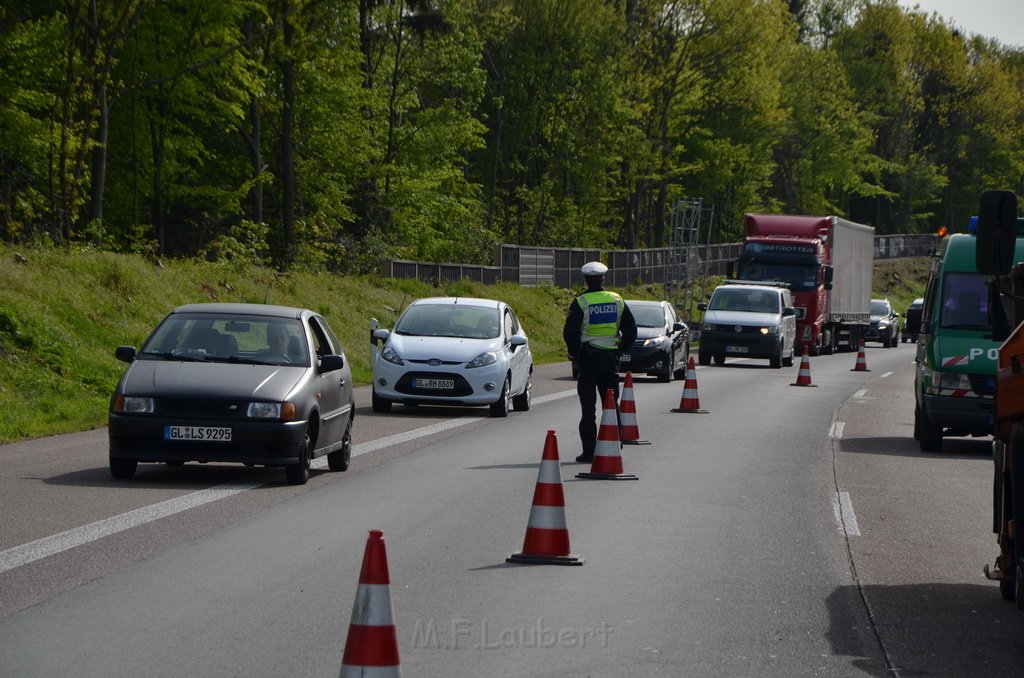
[969,374,996,397]
[407,359,462,365]
[157,398,247,419]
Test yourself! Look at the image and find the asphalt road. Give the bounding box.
[1,343,1023,676]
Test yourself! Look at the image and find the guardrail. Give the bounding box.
[386,234,936,288]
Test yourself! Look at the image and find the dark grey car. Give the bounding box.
[108,303,354,485]
[620,300,689,382]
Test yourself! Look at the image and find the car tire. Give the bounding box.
[512,373,532,411]
[490,376,511,417]
[657,350,673,383]
[782,343,794,367]
[109,456,137,480]
[883,331,893,348]
[372,388,392,413]
[698,349,710,367]
[674,346,688,380]
[891,334,899,348]
[328,414,353,471]
[916,404,943,453]
[286,427,312,485]
[713,354,725,366]
[770,346,782,369]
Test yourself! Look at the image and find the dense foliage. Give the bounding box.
[1,0,1022,269]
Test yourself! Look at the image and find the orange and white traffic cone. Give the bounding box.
[577,389,639,480]
[340,530,401,678]
[851,338,870,372]
[791,345,817,387]
[671,355,708,413]
[619,372,650,445]
[507,430,584,565]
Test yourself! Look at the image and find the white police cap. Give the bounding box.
[581,261,608,276]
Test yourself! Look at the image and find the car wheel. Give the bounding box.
[883,331,893,348]
[371,388,392,413]
[713,354,725,366]
[109,456,137,480]
[782,343,794,367]
[674,345,688,380]
[770,346,782,368]
[916,404,943,453]
[698,349,711,367]
[490,376,511,417]
[657,350,673,383]
[891,334,899,348]
[286,427,312,485]
[512,372,532,411]
[328,414,353,471]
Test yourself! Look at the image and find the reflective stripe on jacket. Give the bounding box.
[578,291,624,350]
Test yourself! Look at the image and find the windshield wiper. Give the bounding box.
[140,351,206,362]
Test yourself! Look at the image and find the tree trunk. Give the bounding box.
[280,1,295,263]
[87,82,109,231]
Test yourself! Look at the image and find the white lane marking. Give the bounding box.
[1,388,580,574]
[833,491,861,536]
[829,422,844,439]
[853,389,867,399]
[881,371,893,378]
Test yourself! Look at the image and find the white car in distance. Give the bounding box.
[371,297,533,417]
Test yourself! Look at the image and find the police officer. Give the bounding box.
[563,261,637,463]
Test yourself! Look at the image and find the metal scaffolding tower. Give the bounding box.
[665,198,714,319]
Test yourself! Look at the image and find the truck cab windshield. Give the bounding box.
[940,273,989,329]
[738,263,816,290]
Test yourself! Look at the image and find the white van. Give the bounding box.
[697,282,797,368]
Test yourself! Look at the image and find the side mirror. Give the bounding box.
[782,307,796,317]
[115,346,137,363]
[824,266,834,290]
[698,303,708,312]
[319,354,345,372]
[510,335,527,347]
[976,189,1018,275]
[672,322,685,333]
[372,328,391,342]
[919,320,931,335]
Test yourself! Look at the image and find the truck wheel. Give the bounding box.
[916,404,943,452]
[698,350,710,366]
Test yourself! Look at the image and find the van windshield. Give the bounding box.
[709,288,779,313]
[939,273,989,330]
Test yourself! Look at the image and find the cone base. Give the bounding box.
[621,439,651,445]
[575,471,639,480]
[850,368,870,372]
[507,552,584,566]
[671,408,708,413]
[789,382,818,387]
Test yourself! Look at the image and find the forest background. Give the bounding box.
[2,0,1023,273]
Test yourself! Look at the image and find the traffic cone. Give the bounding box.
[790,345,817,387]
[671,355,708,413]
[851,339,870,372]
[340,530,401,678]
[619,372,650,445]
[507,430,584,565]
[577,389,639,480]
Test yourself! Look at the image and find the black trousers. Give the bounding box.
[576,347,620,456]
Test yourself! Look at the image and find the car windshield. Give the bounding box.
[708,289,779,313]
[940,273,989,329]
[870,300,889,316]
[628,304,666,328]
[394,304,500,339]
[139,313,307,365]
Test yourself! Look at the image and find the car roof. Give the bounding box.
[411,297,503,308]
[714,284,786,293]
[624,300,667,307]
[170,302,307,319]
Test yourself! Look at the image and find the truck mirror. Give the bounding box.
[726,261,735,278]
[824,266,834,291]
[976,190,1017,276]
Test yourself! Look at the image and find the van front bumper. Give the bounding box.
[922,393,994,436]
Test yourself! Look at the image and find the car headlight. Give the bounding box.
[877,321,890,329]
[702,323,716,332]
[114,395,154,413]
[466,351,498,368]
[643,337,667,348]
[760,326,779,335]
[931,370,973,391]
[380,345,404,366]
[247,402,297,420]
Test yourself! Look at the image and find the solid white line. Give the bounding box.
[833,491,861,536]
[881,371,893,378]
[1,388,581,574]
[829,422,845,439]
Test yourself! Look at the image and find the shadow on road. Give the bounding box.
[838,435,992,460]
